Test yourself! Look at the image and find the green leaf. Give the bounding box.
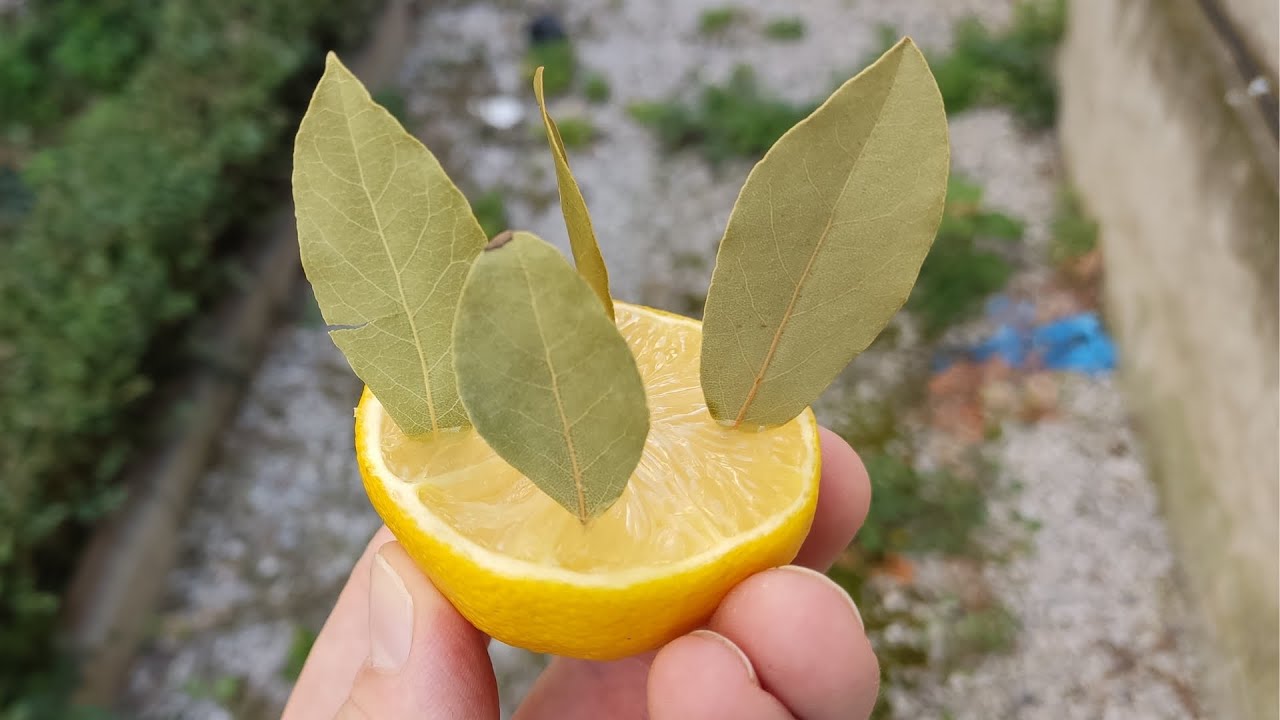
[454,231,649,522]
[533,66,615,321]
[293,52,486,434]
[700,38,949,427]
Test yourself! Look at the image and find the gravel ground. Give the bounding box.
[122,1,1213,717]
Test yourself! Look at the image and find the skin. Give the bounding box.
[282,427,878,719]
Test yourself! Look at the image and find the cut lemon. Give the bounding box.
[356,303,821,659]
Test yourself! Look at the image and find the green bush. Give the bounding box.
[0,0,158,139]
[0,0,375,711]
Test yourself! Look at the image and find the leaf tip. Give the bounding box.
[484,230,516,251]
[533,66,546,95]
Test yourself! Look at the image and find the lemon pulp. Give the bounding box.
[378,304,813,573]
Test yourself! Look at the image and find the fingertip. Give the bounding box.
[711,566,879,720]
[794,428,871,569]
[649,631,790,720]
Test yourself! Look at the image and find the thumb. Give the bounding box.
[335,542,498,719]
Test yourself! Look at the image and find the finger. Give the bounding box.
[335,542,498,719]
[513,425,870,718]
[283,526,395,719]
[648,631,794,720]
[709,565,878,720]
[514,653,654,720]
[792,428,871,570]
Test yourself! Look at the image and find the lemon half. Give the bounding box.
[356,303,820,659]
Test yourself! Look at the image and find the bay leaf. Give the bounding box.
[533,67,615,320]
[700,38,950,427]
[293,52,486,434]
[454,231,649,522]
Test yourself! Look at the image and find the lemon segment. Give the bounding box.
[356,303,821,659]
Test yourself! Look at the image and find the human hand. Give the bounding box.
[281,427,878,719]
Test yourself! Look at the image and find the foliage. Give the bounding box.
[525,39,576,97]
[469,190,510,240]
[582,73,612,103]
[697,7,743,36]
[1050,186,1098,264]
[763,18,806,41]
[628,66,814,165]
[281,626,318,682]
[554,117,596,148]
[855,453,988,561]
[872,0,1066,128]
[699,40,948,428]
[0,0,375,712]
[908,176,1022,337]
[0,0,158,140]
[945,604,1019,661]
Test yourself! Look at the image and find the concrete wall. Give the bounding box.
[1221,0,1279,78]
[1058,2,1278,719]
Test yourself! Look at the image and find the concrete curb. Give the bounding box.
[62,0,416,705]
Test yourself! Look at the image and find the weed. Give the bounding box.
[908,176,1022,337]
[525,39,576,96]
[855,452,988,561]
[372,88,408,124]
[763,17,806,41]
[469,190,509,240]
[871,0,1066,128]
[671,251,708,271]
[945,604,1019,661]
[554,117,596,148]
[184,674,244,706]
[281,625,318,682]
[628,66,813,164]
[582,73,611,103]
[697,7,743,36]
[1049,186,1098,264]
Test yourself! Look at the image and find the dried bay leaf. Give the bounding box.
[294,53,486,434]
[533,67,615,320]
[700,38,950,427]
[454,232,649,522]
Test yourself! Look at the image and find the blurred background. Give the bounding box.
[0,0,1275,718]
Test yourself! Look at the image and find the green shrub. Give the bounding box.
[0,0,375,711]
[0,0,159,139]
[763,18,806,41]
[628,66,814,164]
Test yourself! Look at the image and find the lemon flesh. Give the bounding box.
[379,304,813,572]
[358,303,820,658]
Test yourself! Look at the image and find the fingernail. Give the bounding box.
[777,565,864,630]
[690,629,757,685]
[369,552,413,671]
